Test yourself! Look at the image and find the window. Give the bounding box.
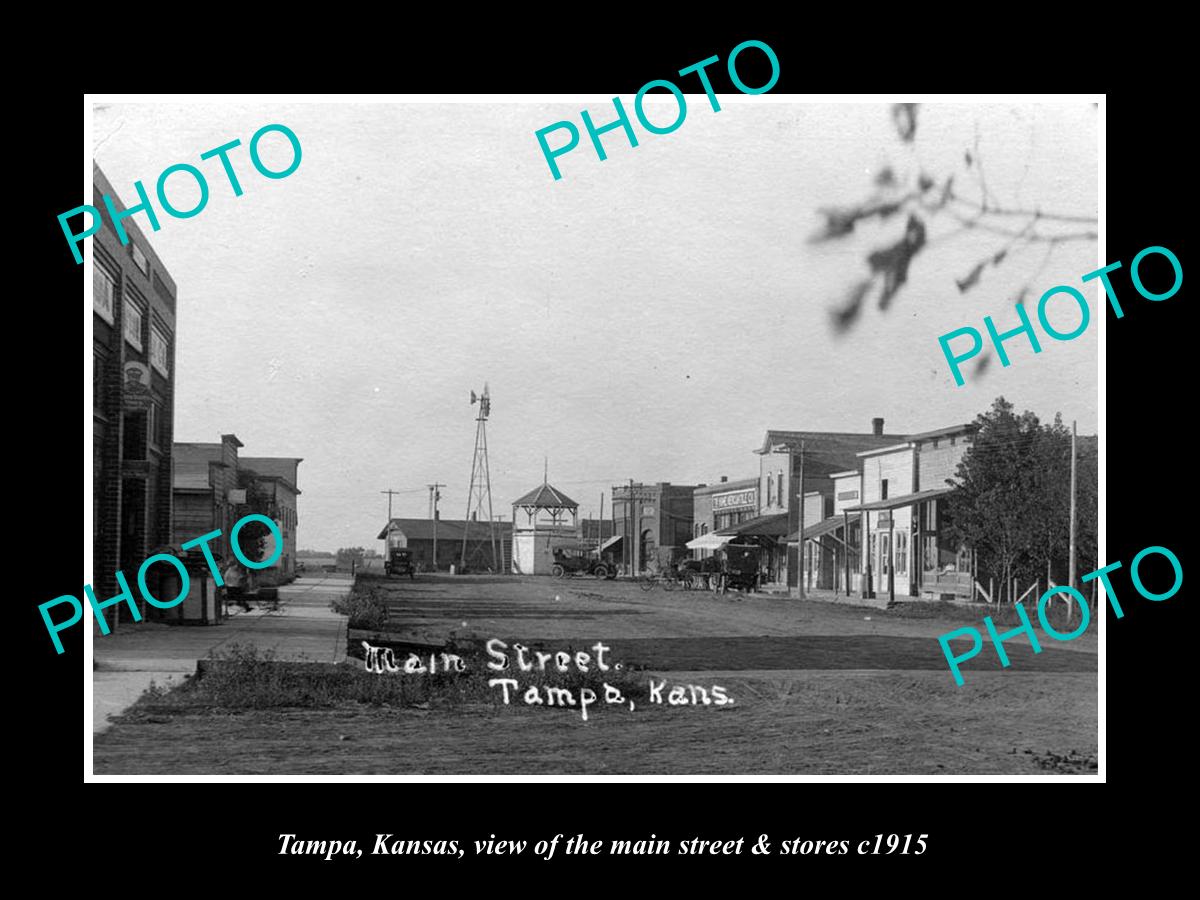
[950,436,957,446]
[766,476,774,506]
[147,403,158,448]
[777,472,784,506]
[124,300,144,350]
[896,530,908,575]
[150,325,170,377]
[94,266,115,323]
[881,478,889,500]
[931,438,939,449]
[131,242,150,278]
[123,410,147,461]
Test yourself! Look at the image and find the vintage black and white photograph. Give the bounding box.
[85,96,1100,776]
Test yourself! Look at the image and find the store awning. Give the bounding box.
[599,535,624,552]
[714,513,790,537]
[686,532,736,551]
[844,487,954,513]
[784,516,847,544]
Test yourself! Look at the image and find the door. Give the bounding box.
[877,531,891,584]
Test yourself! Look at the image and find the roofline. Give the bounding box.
[693,478,759,496]
[830,469,859,478]
[856,442,914,458]
[907,423,978,442]
[758,431,906,454]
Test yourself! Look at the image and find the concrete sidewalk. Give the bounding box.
[92,574,353,734]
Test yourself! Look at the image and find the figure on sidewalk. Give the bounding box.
[223,560,253,613]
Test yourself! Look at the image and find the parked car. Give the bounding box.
[384,547,416,579]
[552,547,616,579]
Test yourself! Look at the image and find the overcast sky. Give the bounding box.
[92,99,1099,552]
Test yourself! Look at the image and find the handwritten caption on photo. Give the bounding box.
[361,637,734,721]
[938,543,1182,685]
[278,832,930,860]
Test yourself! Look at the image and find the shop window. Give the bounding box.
[150,325,170,377]
[124,299,144,351]
[94,266,115,323]
[131,242,150,278]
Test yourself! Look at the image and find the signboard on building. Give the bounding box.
[713,489,756,511]
[228,488,247,504]
[641,505,657,517]
[122,362,152,411]
[837,490,859,501]
[878,511,892,527]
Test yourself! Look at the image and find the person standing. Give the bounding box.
[223,560,253,613]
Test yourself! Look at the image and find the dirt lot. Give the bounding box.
[93,574,1098,775]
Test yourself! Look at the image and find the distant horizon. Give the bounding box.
[93,100,1098,552]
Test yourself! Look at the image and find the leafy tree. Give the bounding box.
[947,397,1098,604]
[336,546,366,567]
[947,397,1042,602]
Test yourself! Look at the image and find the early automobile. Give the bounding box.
[551,546,616,580]
[384,547,416,579]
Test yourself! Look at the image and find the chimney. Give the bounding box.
[720,475,728,483]
[872,417,884,437]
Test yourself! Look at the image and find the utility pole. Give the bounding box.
[380,489,401,554]
[1068,420,1078,623]
[796,442,806,600]
[428,483,445,571]
[629,478,636,575]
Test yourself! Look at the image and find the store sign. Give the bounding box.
[122,362,152,411]
[713,489,756,511]
[878,511,893,527]
[837,490,859,501]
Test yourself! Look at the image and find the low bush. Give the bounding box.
[330,585,390,630]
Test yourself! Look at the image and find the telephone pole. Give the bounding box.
[428,483,445,571]
[380,489,401,553]
[1068,420,1078,623]
[796,441,806,601]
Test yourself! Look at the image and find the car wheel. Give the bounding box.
[552,564,566,579]
[593,565,608,579]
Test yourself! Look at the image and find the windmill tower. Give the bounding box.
[461,383,498,571]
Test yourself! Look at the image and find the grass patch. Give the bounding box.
[330,582,390,630]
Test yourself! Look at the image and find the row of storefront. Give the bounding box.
[687,419,978,601]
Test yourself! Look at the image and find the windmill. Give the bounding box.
[461,383,498,572]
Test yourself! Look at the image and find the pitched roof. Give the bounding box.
[376,518,515,541]
[512,482,579,509]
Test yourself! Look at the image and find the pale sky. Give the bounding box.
[91,99,1099,552]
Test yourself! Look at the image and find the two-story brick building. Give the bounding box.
[611,482,697,573]
[92,165,177,631]
[691,477,758,559]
